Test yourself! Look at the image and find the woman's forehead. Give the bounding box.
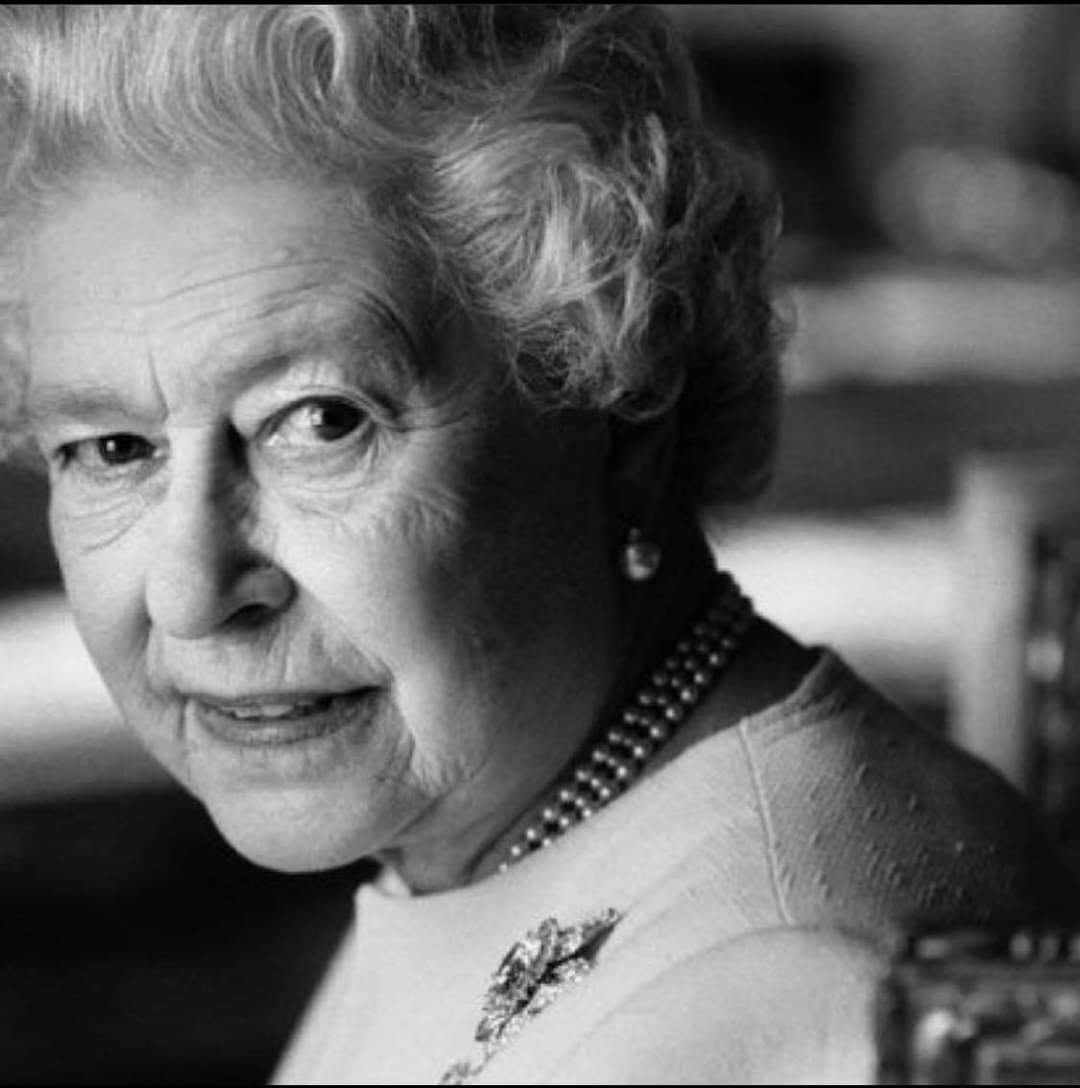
[26,172,410,315]
[22,173,439,401]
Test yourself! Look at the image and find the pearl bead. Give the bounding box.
[648,721,670,742]
[630,741,652,761]
[606,727,631,748]
[558,786,576,805]
[664,704,684,722]
[542,806,559,825]
[557,813,575,832]
[525,827,542,845]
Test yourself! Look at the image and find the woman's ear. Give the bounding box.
[605,411,679,533]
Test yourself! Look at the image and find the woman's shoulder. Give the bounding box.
[522,627,1074,953]
[486,647,1074,1082]
[684,637,1076,938]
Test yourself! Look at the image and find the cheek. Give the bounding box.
[48,465,158,548]
[51,503,151,689]
[297,403,608,658]
[276,421,610,725]
[52,510,192,781]
[283,434,561,641]
[278,478,489,675]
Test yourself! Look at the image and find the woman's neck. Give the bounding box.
[376,513,727,895]
[451,518,719,889]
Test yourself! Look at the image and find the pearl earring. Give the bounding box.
[620,527,661,582]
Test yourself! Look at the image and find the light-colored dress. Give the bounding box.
[275,651,1069,1085]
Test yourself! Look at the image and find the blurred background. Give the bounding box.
[4,5,1080,1083]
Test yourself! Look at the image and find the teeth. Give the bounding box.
[220,700,326,720]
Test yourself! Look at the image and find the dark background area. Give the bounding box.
[2,792,374,1085]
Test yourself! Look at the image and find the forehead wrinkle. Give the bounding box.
[24,247,329,311]
[162,279,343,337]
[145,252,341,310]
[208,286,420,367]
[146,238,421,360]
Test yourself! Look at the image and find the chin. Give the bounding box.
[201,790,382,873]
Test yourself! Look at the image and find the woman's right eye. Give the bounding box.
[54,433,162,479]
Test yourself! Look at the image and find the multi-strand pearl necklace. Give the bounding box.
[498,571,753,872]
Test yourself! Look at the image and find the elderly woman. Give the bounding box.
[0,4,1070,1084]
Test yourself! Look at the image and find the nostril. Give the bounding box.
[238,563,295,614]
[231,601,278,628]
[212,563,295,631]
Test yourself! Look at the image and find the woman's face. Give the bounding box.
[24,174,620,883]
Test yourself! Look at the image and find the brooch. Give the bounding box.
[439,908,621,1085]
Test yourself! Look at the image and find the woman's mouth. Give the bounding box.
[217,697,335,721]
[191,689,378,747]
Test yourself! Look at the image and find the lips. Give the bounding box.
[190,688,378,748]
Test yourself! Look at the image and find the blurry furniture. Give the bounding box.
[951,446,1080,865]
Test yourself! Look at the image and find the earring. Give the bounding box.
[620,527,662,582]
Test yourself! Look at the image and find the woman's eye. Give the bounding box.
[268,398,369,448]
[96,434,155,465]
[56,433,159,475]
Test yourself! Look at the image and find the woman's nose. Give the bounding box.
[143,463,294,640]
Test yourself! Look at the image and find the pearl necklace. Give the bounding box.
[498,572,753,872]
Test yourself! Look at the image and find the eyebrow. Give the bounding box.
[25,381,143,428]
[258,299,425,384]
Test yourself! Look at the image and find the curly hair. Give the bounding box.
[0,4,781,510]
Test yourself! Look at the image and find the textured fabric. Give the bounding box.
[274,651,1070,1085]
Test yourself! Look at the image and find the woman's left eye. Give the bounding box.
[267,398,369,448]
